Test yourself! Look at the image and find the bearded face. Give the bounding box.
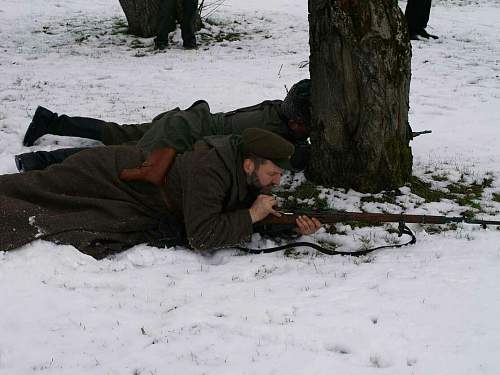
[245,159,283,194]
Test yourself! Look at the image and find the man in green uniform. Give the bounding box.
[1,128,321,258]
[16,79,311,173]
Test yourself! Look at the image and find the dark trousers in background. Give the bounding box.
[156,0,198,47]
[405,0,432,34]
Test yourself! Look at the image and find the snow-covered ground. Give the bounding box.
[1,1,500,374]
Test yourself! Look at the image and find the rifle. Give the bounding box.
[239,209,500,257]
[412,130,432,138]
[260,209,500,227]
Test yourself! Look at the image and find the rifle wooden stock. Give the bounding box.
[260,211,500,227]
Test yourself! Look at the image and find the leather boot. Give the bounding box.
[15,147,89,172]
[119,147,177,186]
[23,106,58,146]
[418,28,439,39]
[23,106,105,146]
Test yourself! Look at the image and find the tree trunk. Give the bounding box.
[119,0,161,37]
[307,0,413,192]
[118,0,203,38]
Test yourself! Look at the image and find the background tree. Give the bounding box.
[307,0,413,192]
[118,0,204,38]
[119,0,160,37]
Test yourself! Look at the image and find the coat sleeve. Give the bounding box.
[137,101,214,155]
[181,154,253,251]
[137,112,199,155]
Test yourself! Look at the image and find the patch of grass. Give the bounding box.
[407,176,447,202]
[276,181,328,210]
[359,234,374,250]
[130,39,146,49]
[284,247,309,258]
[423,225,444,235]
[344,221,384,229]
[41,25,55,35]
[482,177,494,188]
[112,18,128,35]
[445,178,493,213]
[462,210,476,220]
[386,226,401,235]
[407,175,496,215]
[353,255,376,264]
[215,31,242,42]
[199,30,244,44]
[361,190,399,205]
[75,34,90,43]
[455,196,481,210]
[448,181,483,196]
[294,181,321,198]
[382,232,401,245]
[324,224,348,236]
[316,240,338,252]
[203,18,219,26]
[431,173,449,182]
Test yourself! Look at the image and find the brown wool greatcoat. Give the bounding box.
[0,136,253,258]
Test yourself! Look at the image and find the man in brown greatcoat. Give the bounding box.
[0,128,320,259]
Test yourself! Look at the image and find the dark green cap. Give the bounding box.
[281,78,311,126]
[242,128,295,170]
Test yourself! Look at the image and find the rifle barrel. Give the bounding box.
[412,130,432,137]
[261,211,500,227]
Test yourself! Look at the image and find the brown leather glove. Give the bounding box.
[119,147,177,186]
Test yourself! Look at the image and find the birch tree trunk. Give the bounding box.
[307,0,413,192]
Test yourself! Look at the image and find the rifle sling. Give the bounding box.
[237,222,416,257]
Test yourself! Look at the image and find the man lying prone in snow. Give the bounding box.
[0,128,321,259]
[16,79,312,177]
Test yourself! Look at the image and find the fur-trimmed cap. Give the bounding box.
[242,128,295,170]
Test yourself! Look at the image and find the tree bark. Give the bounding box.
[118,0,203,38]
[307,0,413,192]
[119,0,161,37]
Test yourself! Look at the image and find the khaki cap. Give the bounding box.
[242,128,295,170]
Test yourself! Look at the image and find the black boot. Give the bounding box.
[154,38,169,50]
[23,106,57,146]
[182,37,198,50]
[23,106,105,146]
[418,28,439,39]
[15,147,89,172]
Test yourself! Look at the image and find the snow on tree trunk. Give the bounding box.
[307,0,413,192]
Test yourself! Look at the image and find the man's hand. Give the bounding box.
[249,194,281,223]
[295,215,322,235]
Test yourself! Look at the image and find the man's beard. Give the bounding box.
[247,170,274,194]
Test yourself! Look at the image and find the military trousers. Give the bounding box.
[405,0,432,34]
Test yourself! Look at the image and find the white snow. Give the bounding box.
[1,0,500,374]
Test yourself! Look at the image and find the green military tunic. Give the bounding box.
[101,100,291,155]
